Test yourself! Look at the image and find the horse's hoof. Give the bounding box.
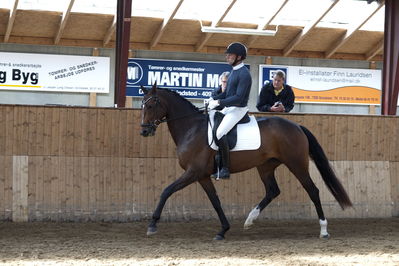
[243,222,252,230]
[213,234,224,240]
[147,226,157,236]
[319,233,330,239]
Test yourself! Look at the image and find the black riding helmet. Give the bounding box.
[225,42,247,60]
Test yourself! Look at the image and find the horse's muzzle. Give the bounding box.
[140,124,156,137]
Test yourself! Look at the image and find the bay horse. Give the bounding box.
[140,84,352,240]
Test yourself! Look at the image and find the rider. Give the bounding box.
[207,42,252,179]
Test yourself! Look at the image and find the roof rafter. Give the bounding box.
[103,15,116,46]
[4,0,19,43]
[150,0,184,48]
[195,0,237,52]
[245,0,289,48]
[54,0,75,44]
[365,38,384,61]
[283,0,340,56]
[325,1,384,58]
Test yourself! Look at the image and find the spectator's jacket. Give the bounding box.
[212,86,223,97]
[256,83,295,112]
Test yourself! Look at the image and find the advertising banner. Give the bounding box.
[259,65,382,105]
[126,58,245,99]
[0,52,110,93]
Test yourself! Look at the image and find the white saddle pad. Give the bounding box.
[207,113,261,151]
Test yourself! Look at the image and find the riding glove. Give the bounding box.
[208,99,220,110]
[204,97,213,105]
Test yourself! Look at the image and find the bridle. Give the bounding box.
[141,94,208,132]
[141,95,166,132]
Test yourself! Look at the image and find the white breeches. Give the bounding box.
[215,106,249,140]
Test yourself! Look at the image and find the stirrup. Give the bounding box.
[211,168,230,180]
[218,167,230,179]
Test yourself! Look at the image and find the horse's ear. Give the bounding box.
[141,86,148,95]
[150,82,157,94]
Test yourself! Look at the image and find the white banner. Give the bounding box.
[0,52,110,93]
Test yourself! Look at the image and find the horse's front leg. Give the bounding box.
[147,170,197,236]
[198,177,230,240]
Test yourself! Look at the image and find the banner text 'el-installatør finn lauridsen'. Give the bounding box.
[0,52,110,93]
[260,65,382,105]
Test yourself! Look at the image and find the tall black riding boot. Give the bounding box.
[211,136,230,179]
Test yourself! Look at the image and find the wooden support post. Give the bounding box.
[369,61,376,70]
[369,61,376,114]
[89,48,99,107]
[92,47,100,56]
[382,0,399,115]
[369,105,376,115]
[12,156,29,222]
[89,93,97,107]
[114,0,132,108]
[265,56,272,65]
[125,96,133,108]
[123,50,136,108]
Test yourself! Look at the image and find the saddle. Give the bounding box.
[212,111,250,150]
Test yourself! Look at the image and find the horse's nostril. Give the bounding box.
[140,129,149,137]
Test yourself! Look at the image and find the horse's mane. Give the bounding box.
[157,87,200,112]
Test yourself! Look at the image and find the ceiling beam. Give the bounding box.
[150,0,184,48]
[4,0,19,43]
[195,0,237,52]
[325,1,384,58]
[366,38,384,61]
[54,0,75,44]
[282,0,340,56]
[103,16,117,46]
[245,0,289,48]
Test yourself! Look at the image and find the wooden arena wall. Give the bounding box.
[0,105,398,222]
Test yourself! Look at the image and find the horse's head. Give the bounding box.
[140,83,167,137]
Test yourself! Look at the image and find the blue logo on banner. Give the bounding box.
[126,58,250,99]
[127,61,143,85]
[261,66,288,85]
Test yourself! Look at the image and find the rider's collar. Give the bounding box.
[233,62,245,70]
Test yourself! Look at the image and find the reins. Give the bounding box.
[141,95,207,128]
[163,106,207,124]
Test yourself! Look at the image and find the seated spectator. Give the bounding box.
[212,71,230,97]
[256,70,295,112]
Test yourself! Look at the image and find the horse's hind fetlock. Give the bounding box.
[147,220,158,236]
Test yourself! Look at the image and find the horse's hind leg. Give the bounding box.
[288,165,329,239]
[244,161,281,229]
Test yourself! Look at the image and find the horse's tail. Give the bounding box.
[300,125,353,209]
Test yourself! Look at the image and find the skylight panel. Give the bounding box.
[360,6,384,32]
[0,0,15,10]
[174,0,231,22]
[72,0,115,15]
[223,0,287,25]
[18,0,70,12]
[272,0,334,27]
[318,0,380,29]
[132,0,180,18]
